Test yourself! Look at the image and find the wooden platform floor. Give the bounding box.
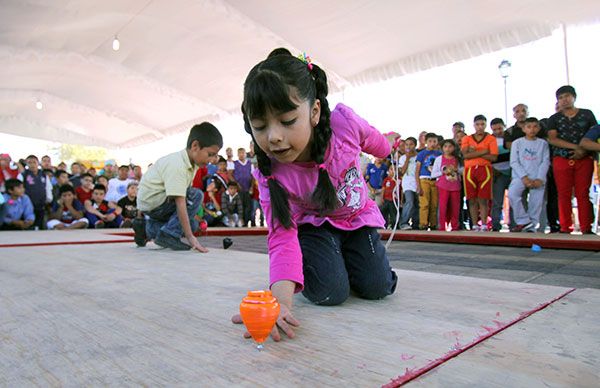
[1,230,599,387]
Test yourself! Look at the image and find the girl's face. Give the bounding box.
[443,142,455,155]
[249,93,321,164]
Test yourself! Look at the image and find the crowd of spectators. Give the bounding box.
[368,85,600,234]
[2,85,598,235]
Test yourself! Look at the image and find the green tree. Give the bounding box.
[52,144,110,165]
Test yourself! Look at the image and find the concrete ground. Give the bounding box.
[198,236,600,289]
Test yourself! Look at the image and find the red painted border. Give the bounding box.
[382,287,577,387]
[2,228,598,250]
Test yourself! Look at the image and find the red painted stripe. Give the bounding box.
[2,229,598,250]
[382,287,577,387]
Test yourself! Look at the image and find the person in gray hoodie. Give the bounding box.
[508,117,550,232]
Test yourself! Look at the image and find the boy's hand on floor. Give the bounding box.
[188,237,209,253]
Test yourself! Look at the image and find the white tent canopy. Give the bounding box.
[1,0,599,148]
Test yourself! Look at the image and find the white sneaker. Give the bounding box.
[523,223,536,233]
[471,225,480,232]
[400,224,412,231]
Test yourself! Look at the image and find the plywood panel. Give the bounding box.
[0,243,588,386]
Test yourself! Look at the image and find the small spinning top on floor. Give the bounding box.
[223,237,233,249]
[239,290,280,350]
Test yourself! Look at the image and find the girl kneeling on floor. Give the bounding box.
[232,49,398,341]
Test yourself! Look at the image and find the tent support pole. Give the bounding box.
[562,23,570,85]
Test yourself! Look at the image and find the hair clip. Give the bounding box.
[297,52,313,71]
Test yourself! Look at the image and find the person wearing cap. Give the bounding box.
[99,160,117,180]
[0,153,21,193]
[547,85,597,234]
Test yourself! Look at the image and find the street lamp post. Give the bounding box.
[498,60,512,124]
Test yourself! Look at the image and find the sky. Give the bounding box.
[3,23,599,169]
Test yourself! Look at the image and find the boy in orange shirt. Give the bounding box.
[462,115,498,231]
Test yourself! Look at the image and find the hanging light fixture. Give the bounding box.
[35,100,43,110]
[112,36,120,51]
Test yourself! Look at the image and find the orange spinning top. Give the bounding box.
[239,290,280,348]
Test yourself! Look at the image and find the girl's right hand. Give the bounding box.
[231,303,300,342]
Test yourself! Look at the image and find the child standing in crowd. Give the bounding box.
[75,173,94,204]
[431,139,462,231]
[547,85,597,234]
[84,184,123,228]
[232,49,398,342]
[380,164,398,229]
[216,156,230,183]
[221,182,244,227]
[117,181,139,228]
[19,155,52,230]
[365,157,388,207]
[508,118,550,232]
[490,118,512,231]
[233,147,253,226]
[134,123,222,251]
[399,137,419,230]
[462,115,498,231]
[416,133,441,230]
[1,179,34,230]
[249,173,264,227]
[47,185,88,230]
[106,165,132,203]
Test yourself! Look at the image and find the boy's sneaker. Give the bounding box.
[471,225,480,232]
[400,224,412,231]
[132,218,147,247]
[155,230,191,251]
[95,221,105,229]
[523,223,536,233]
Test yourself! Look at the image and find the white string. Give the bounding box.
[385,149,402,250]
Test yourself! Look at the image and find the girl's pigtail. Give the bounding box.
[309,64,339,214]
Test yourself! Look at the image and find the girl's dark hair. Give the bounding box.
[405,136,417,145]
[267,47,292,58]
[441,139,462,162]
[242,52,338,228]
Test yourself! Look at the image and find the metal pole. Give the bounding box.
[562,23,570,84]
[503,77,508,125]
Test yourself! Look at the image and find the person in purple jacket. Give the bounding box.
[232,48,399,342]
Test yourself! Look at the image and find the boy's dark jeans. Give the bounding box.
[298,223,397,306]
[145,188,203,239]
